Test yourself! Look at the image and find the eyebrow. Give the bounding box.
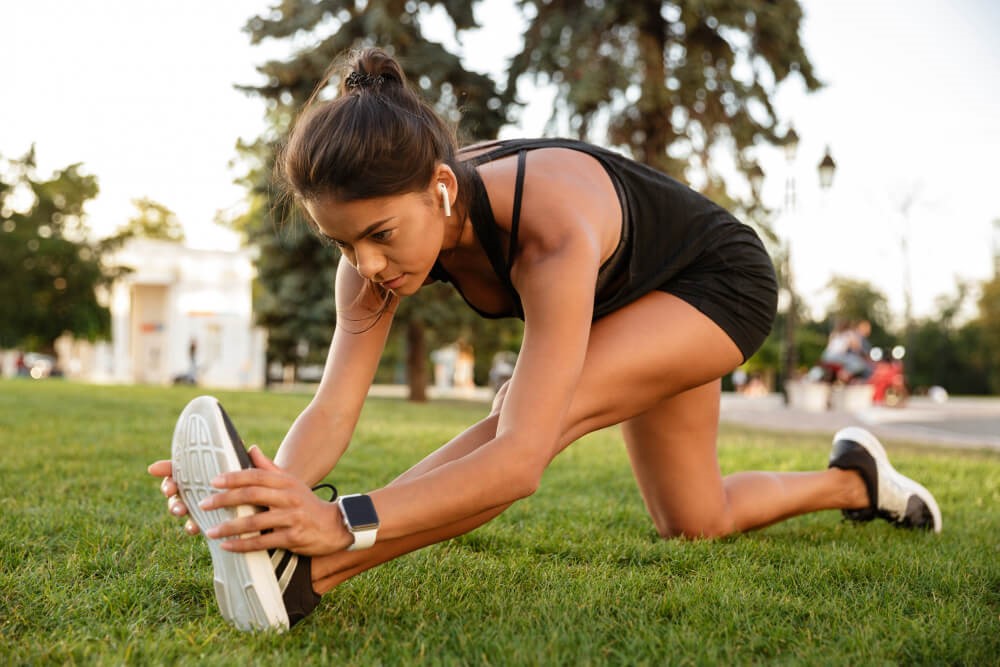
[329,217,394,245]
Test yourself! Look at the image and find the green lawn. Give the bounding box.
[1,380,998,666]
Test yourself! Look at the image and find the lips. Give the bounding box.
[380,275,406,290]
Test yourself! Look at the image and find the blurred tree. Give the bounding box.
[234,0,516,399]
[824,276,893,348]
[509,0,818,388]
[0,147,121,353]
[112,197,185,242]
[973,272,1000,392]
[507,0,819,204]
[906,285,992,395]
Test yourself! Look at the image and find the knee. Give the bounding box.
[653,512,737,541]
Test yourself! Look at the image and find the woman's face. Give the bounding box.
[304,187,446,297]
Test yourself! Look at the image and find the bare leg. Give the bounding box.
[623,379,868,539]
[313,292,868,590]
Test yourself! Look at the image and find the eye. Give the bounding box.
[322,233,349,249]
[370,229,393,243]
[315,229,346,248]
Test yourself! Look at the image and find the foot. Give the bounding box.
[828,426,942,533]
[171,395,321,631]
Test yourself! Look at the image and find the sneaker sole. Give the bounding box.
[832,426,942,533]
[171,396,290,631]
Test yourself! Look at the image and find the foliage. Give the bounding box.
[509,0,822,388]
[975,272,1000,392]
[823,275,894,347]
[740,276,1000,397]
[907,317,993,395]
[508,0,820,196]
[233,0,516,395]
[3,381,999,664]
[111,197,185,243]
[0,147,121,352]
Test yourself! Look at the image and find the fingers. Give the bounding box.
[148,460,172,477]
[215,530,288,553]
[200,487,344,556]
[209,508,339,556]
[160,476,178,498]
[167,493,187,516]
[248,445,281,472]
[204,509,285,546]
[151,459,196,530]
[211,466,289,492]
[199,485,292,513]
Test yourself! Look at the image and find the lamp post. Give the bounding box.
[751,129,836,403]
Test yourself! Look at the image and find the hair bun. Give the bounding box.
[345,71,386,91]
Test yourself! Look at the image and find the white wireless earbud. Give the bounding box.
[438,183,451,217]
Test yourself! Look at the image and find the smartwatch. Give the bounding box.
[336,493,380,551]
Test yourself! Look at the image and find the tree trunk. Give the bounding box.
[406,316,428,402]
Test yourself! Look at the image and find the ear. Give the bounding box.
[432,163,458,214]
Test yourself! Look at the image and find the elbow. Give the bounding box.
[510,474,541,502]
[507,457,545,501]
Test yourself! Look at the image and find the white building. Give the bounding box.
[57,238,267,389]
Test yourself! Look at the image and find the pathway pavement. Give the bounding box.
[719,393,1000,451]
[363,384,999,451]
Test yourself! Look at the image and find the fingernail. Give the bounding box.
[199,497,212,509]
[211,475,224,487]
[205,527,219,538]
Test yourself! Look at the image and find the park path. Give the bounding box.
[361,384,1000,451]
[719,393,1000,451]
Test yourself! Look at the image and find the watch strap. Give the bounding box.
[336,494,379,551]
[346,525,377,551]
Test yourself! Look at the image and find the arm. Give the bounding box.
[274,255,396,485]
[204,150,618,554]
[147,255,392,536]
[363,213,603,539]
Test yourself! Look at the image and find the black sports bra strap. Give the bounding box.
[507,150,527,272]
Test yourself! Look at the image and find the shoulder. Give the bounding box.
[475,145,617,226]
[476,146,621,265]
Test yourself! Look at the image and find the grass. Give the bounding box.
[1,379,998,666]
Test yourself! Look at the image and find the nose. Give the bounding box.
[354,245,388,281]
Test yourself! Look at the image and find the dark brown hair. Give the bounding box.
[276,47,475,326]
[279,47,473,213]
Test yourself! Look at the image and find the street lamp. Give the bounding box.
[755,127,836,404]
[818,147,837,189]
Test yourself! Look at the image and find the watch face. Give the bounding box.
[341,494,380,530]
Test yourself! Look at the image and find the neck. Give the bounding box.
[442,214,470,255]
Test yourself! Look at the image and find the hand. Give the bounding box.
[147,459,201,535]
[198,446,352,557]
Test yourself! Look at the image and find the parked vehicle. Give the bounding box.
[18,352,59,379]
[867,347,908,407]
[807,346,908,407]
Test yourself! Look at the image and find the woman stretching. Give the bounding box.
[148,48,940,632]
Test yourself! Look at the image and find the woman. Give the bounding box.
[148,48,940,632]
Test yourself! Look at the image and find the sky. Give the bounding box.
[4,0,999,322]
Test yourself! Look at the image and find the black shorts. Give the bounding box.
[659,224,778,362]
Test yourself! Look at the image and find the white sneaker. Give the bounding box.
[828,426,942,533]
[171,396,320,631]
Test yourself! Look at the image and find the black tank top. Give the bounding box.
[430,138,746,320]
